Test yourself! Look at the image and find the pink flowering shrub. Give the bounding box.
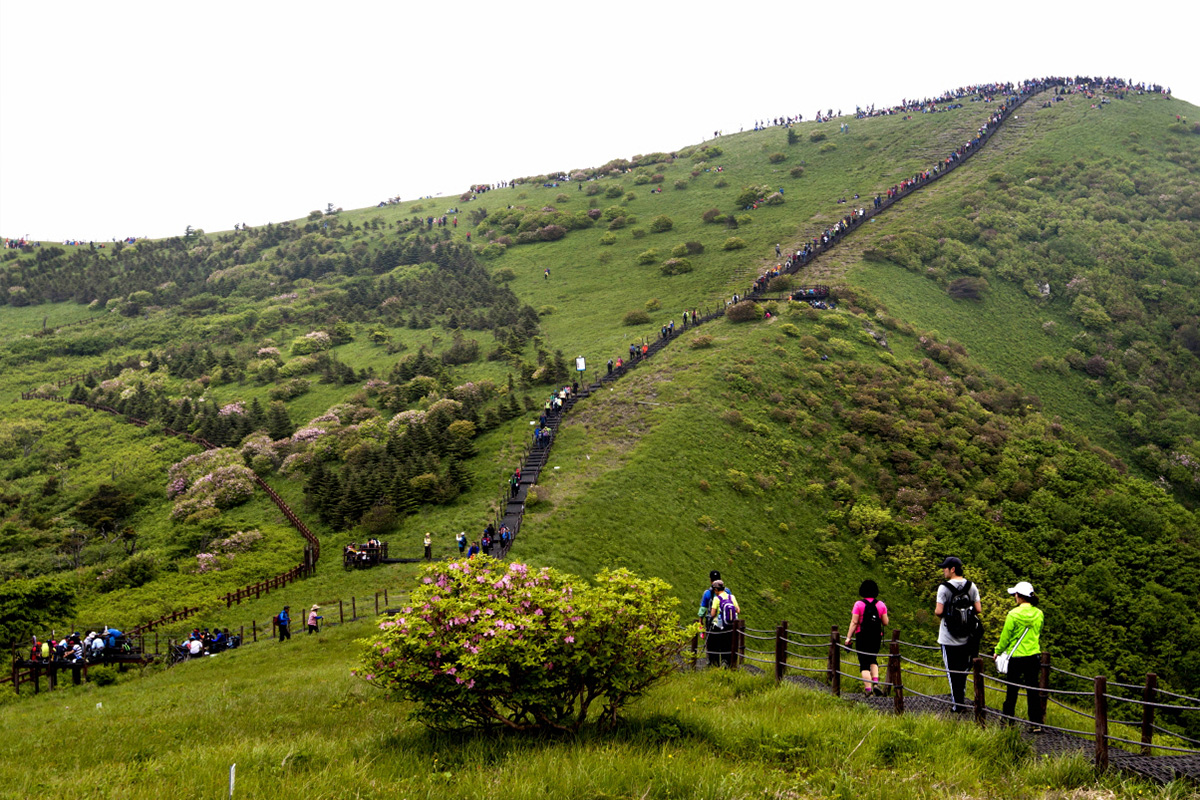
[167,449,242,497]
[195,552,221,573]
[356,558,694,732]
[218,401,246,417]
[168,449,257,520]
[290,330,333,355]
[212,529,264,553]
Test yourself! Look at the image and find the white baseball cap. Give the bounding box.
[1007,581,1035,597]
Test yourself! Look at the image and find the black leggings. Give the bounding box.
[1002,654,1043,723]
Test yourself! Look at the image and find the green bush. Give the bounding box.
[644,298,662,311]
[723,237,747,250]
[494,267,517,282]
[764,192,785,206]
[624,309,651,325]
[768,152,786,163]
[790,166,804,178]
[819,142,837,153]
[636,249,660,265]
[671,243,689,257]
[605,184,625,198]
[599,232,618,246]
[701,208,724,224]
[673,180,688,190]
[357,559,693,732]
[633,174,650,185]
[631,229,646,239]
[809,130,827,143]
[649,215,674,233]
[89,666,119,687]
[726,301,761,322]
[659,258,693,276]
[607,217,627,230]
[684,241,704,255]
[736,215,753,226]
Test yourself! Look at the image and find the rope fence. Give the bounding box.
[686,619,1199,774]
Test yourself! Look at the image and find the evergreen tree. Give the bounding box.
[266,401,293,440]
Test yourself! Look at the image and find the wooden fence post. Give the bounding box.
[1141,673,1157,756]
[1038,652,1050,725]
[829,626,841,697]
[731,620,743,670]
[972,658,986,726]
[890,631,904,714]
[690,631,699,670]
[252,621,257,644]
[351,597,357,621]
[775,621,788,683]
[375,592,379,616]
[339,600,344,624]
[383,588,388,606]
[1094,676,1109,771]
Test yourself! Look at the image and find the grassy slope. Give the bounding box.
[846,93,1199,464]
[0,618,1184,800]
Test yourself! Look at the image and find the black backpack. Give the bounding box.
[941,580,977,638]
[859,599,883,639]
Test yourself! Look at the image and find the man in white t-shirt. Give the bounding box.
[934,556,981,712]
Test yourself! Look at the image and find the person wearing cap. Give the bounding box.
[307,604,323,634]
[698,570,725,667]
[995,580,1044,729]
[934,556,981,712]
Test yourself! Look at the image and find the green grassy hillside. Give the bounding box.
[2,617,1191,800]
[1,83,1198,724]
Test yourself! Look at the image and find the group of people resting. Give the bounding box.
[28,628,128,664]
[175,627,241,660]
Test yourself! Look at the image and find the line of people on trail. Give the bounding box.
[697,555,1045,728]
[455,524,512,559]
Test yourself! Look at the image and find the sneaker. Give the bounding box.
[873,687,884,697]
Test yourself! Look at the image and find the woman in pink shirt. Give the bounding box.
[844,579,889,696]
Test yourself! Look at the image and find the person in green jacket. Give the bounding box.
[994,580,1044,728]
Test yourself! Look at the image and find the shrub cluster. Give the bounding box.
[357,560,693,731]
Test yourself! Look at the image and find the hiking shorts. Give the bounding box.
[855,636,881,670]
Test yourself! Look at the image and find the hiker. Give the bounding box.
[307,605,322,634]
[707,580,740,668]
[995,580,1044,729]
[844,580,889,696]
[934,557,981,712]
[698,570,725,667]
[278,605,292,642]
[467,541,480,559]
[424,532,433,561]
[456,531,467,554]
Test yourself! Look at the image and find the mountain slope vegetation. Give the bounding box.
[1,81,1198,719]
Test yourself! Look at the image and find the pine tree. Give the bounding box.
[266,401,293,440]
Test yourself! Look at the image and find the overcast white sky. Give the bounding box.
[2,1,1195,243]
